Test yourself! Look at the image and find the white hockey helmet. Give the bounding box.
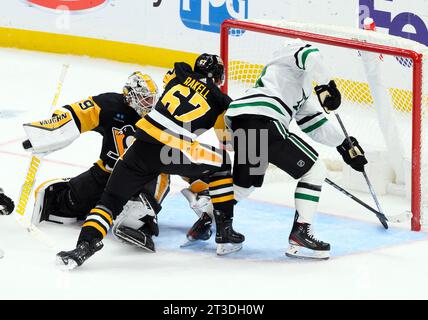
[123,72,159,116]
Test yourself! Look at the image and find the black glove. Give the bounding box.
[336,137,368,172]
[314,80,341,113]
[0,189,15,215]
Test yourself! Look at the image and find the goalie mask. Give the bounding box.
[194,53,225,86]
[123,72,159,117]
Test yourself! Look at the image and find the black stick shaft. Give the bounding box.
[333,111,387,227]
[325,178,389,228]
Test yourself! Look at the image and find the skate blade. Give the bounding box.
[180,238,209,248]
[216,243,243,256]
[285,244,330,260]
[55,256,78,271]
[0,249,4,259]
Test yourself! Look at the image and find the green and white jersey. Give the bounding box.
[226,39,344,147]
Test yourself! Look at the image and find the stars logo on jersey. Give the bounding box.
[107,125,136,161]
[293,89,309,112]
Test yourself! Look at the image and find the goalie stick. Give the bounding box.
[325,178,411,224]
[15,64,70,247]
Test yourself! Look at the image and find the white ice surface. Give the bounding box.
[1,48,428,300]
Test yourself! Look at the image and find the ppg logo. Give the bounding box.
[180,0,248,34]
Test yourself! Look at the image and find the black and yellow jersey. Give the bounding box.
[136,62,232,146]
[55,92,141,172]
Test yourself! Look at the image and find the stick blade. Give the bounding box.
[379,217,389,229]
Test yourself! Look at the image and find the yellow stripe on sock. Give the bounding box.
[211,194,235,204]
[82,221,107,238]
[209,178,233,188]
[90,208,113,225]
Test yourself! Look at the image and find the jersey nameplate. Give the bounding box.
[183,77,210,99]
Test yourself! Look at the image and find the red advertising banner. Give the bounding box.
[27,0,107,11]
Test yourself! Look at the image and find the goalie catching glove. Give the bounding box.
[337,136,368,172]
[0,188,14,215]
[314,80,341,113]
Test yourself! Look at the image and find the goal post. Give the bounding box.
[220,19,427,231]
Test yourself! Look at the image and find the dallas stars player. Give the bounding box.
[56,53,244,269]
[23,72,169,252]
[223,39,367,260]
[226,39,368,259]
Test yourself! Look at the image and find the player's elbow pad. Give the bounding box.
[23,111,80,154]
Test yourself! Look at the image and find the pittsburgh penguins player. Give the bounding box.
[56,53,244,270]
[23,72,169,252]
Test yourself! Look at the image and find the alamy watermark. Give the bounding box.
[158,128,269,176]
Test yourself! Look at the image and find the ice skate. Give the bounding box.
[181,212,213,248]
[56,240,103,270]
[214,211,244,256]
[286,221,330,260]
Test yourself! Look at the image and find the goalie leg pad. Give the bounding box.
[112,193,160,251]
[114,225,155,253]
[32,178,77,225]
[181,188,213,218]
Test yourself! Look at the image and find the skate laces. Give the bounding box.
[306,224,322,243]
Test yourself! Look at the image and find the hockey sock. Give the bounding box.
[78,205,113,244]
[208,175,235,218]
[233,184,255,202]
[294,159,326,224]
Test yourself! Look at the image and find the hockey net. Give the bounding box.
[220,19,428,231]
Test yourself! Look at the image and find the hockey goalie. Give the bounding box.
[23,72,168,252]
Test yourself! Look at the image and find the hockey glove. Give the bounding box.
[314,80,341,113]
[336,137,368,172]
[0,189,14,215]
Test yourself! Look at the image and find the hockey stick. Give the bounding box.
[15,64,70,247]
[333,111,389,229]
[325,178,410,224]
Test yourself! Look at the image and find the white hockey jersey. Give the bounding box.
[225,39,344,147]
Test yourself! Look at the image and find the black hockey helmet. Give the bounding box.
[194,53,225,86]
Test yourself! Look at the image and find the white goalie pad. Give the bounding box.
[181,188,214,219]
[32,177,74,225]
[23,110,80,154]
[112,194,155,237]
